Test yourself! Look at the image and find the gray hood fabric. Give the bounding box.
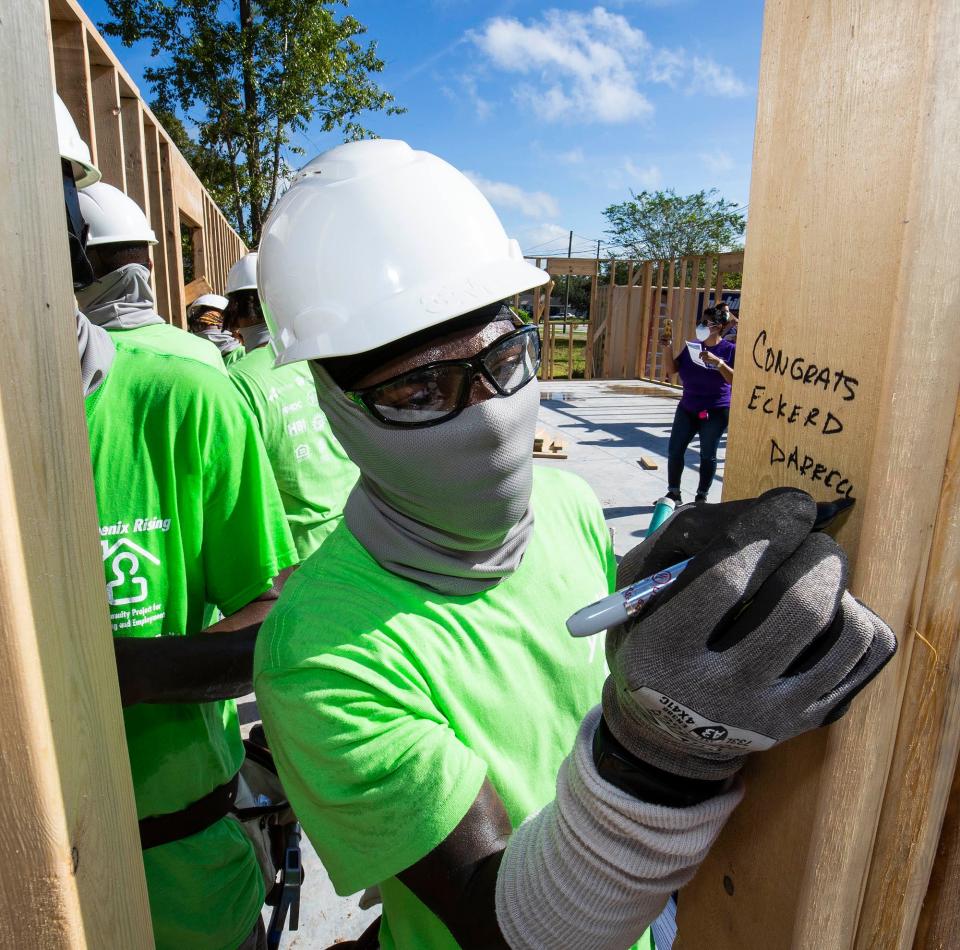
[197,325,242,355]
[238,321,273,351]
[75,264,165,331]
[310,362,539,595]
[76,309,115,397]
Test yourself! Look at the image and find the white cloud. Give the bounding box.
[690,57,748,97]
[469,8,749,122]
[700,149,735,174]
[470,8,654,123]
[623,159,662,189]
[558,147,585,165]
[517,223,572,255]
[464,172,561,219]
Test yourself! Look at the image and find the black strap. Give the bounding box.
[592,717,731,807]
[139,773,240,851]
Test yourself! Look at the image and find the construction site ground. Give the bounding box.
[244,378,726,945]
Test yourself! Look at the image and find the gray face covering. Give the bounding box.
[238,321,273,351]
[75,263,165,331]
[197,325,242,355]
[76,310,115,397]
[310,362,539,595]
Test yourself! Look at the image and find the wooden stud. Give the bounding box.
[661,259,676,383]
[636,261,654,379]
[2,1,153,944]
[50,18,95,163]
[159,141,186,327]
[676,2,960,947]
[143,122,171,322]
[89,64,124,189]
[119,96,147,214]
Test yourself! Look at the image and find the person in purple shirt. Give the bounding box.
[659,306,736,504]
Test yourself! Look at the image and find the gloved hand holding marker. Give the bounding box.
[567,496,855,638]
[580,489,898,790]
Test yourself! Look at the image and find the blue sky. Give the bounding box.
[85,0,764,258]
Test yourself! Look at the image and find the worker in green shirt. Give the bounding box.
[77,180,227,374]
[58,98,299,950]
[223,253,358,559]
[188,293,246,366]
[251,140,896,950]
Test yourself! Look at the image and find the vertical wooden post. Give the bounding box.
[159,141,186,327]
[661,259,677,383]
[636,261,654,379]
[676,2,960,947]
[585,271,597,380]
[143,122,171,321]
[0,1,153,945]
[622,261,636,380]
[89,64,125,189]
[50,19,95,164]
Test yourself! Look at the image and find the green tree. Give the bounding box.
[602,189,745,262]
[103,0,403,245]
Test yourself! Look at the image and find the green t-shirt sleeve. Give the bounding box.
[256,632,488,895]
[201,394,297,615]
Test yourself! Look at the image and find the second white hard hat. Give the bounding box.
[55,94,100,189]
[226,253,259,295]
[258,139,548,365]
[187,294,230,317]
[79,181,157,245]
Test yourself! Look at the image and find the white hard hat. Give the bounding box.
[258,139,549,365]
[78,181,157,245]
[226,253,259,294]
[54,94,100,189]
[187,293,230,317]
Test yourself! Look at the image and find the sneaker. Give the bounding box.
[695,492,708,503]
[665,490,682,504]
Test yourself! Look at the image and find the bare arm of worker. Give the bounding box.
[701,349,734,382]
[397,778,513,949]
[660,338,678,376]
[114,566,296,706]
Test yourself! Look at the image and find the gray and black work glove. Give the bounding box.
[602,488,897,783]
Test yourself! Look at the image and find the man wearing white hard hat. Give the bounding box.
[77,181,226,374]
[222,253,358,560]
[57,95,299,950]
[187,293,246,365]
[251,140,895,949]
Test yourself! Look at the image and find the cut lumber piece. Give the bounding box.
[1,0,153,944]
[676,2,960,949]
[637,457,659,471]
[183,275,214,305]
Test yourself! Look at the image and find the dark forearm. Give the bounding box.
[114,627,259,706]
[115,567,296,706]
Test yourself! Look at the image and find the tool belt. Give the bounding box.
[139,773,240,851]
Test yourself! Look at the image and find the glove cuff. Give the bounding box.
[593,716,734,807]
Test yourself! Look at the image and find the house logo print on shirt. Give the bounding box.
[102,537,160,606]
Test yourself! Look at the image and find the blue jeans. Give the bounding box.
[667,405,729,497]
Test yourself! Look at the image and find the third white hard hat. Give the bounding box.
[79,181,157,245]
[226,252,259,295]
[258,139,548,365]
[187,293,230,317]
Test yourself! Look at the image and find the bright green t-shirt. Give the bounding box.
[86,344,298,950]
[109,322,228,375]
[223,344,246,366]
[229,346,358,561]
[255,467,649,950]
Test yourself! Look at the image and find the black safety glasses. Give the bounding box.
[346,324,541,428]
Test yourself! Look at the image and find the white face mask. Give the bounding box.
[695,324,711,342]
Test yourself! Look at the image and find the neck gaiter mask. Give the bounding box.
[75,263,165,331]
[239,321,273,351]
[310,362,539,595]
